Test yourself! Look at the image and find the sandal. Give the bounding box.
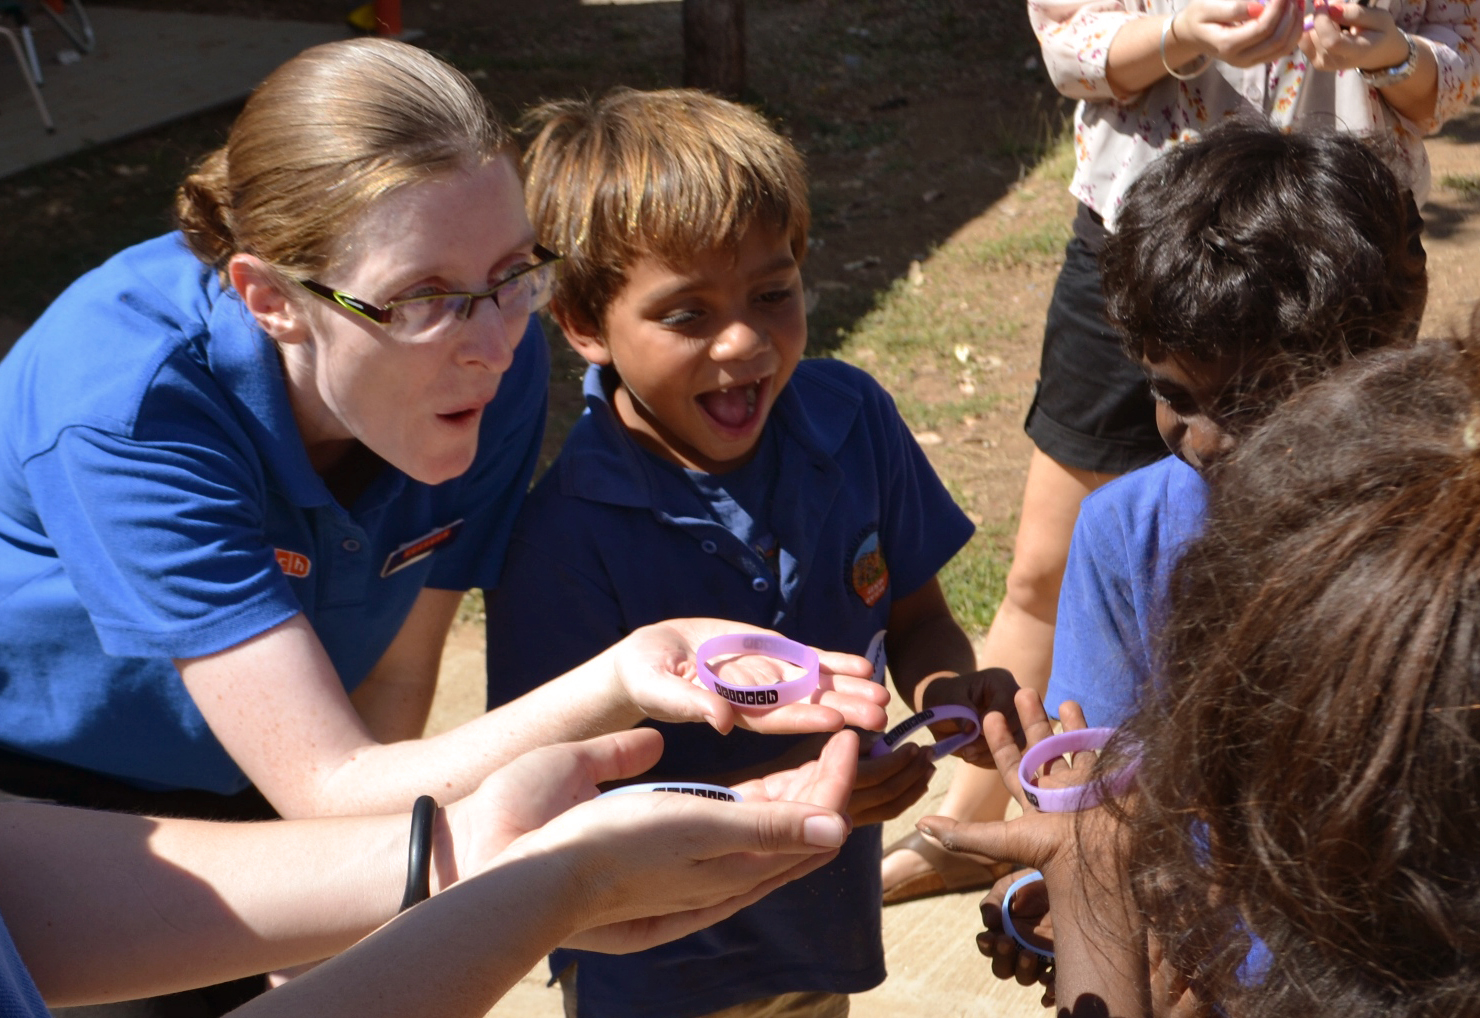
[881,830,1016,905]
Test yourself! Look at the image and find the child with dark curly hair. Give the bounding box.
[1044,118,1427,728]
[934,334,1480,1016]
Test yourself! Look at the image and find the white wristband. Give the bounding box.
[1000,871,1054,962]
[599,782,742,802]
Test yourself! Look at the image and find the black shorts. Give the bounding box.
[1023,206,1168,476]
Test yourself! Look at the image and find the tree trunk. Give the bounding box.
[683,0,745,98]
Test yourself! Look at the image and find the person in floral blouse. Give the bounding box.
[883,0,1480,904]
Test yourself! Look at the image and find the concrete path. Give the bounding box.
[0,7,345,179]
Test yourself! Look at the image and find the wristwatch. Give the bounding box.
[1361,29,1420,88]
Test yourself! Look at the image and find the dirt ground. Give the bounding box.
[4,1,1480,1014]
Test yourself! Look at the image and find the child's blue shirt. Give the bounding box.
[486,358,974,1018]
[1045,455,1207,728]
[0,911,48,1018]
[0,233,547,794]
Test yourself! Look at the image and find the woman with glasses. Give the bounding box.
[0,38,884,1015]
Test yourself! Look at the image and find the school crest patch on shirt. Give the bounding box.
[381,519,464,578]
[847,528,889,607]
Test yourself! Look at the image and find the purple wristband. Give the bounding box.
[1000,871,1053,962]
[696,634,820,711]
[1017,728,1138,812]
[599,782,743,802]
[868,705,981,760]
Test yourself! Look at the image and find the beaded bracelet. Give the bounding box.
[1361,29,1420,88]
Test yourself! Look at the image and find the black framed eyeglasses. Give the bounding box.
[299,245,562,342]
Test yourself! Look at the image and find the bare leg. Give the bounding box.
[883,449,1114,895]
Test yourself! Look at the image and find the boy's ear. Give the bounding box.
[227,254,312,345]
[550,298,612,366]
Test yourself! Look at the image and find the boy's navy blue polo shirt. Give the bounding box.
[0,234,547,794]
[487,358,974,1018]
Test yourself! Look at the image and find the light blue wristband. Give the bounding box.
[1000,871,1054,962]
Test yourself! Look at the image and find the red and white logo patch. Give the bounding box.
[275,549,311,578]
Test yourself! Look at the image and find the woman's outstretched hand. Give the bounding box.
[495,729,861,954]
[608,619,889,736]
[441,727,673,883]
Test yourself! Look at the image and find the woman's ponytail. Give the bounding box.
[174,146,236,272]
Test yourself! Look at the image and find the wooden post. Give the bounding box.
[683,0,744,98]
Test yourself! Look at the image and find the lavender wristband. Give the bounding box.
[1000,871,1053,962]
[1017,727,1139,812]
[868,705,981,760]
[696,634,820,710]
[599,782,743,802]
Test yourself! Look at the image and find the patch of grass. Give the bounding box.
[992,103,1074,180]
[967,221,1073,269]
[1441,173,1480,198]
[458,589,487,627]
[1036,131,1076,186]
[832,273,1019,373]
[938,520,1013,634]
[891,393,1004,433]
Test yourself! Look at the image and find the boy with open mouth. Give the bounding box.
[484,87,1022,1018]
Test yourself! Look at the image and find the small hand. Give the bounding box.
[916,691,1084,877]
[917,667,1020,766]
[1299,2,1409,72]
[978,866,1055,1004]
[612,619,889,737]
[844,742,935,826]
[733,729,860,817]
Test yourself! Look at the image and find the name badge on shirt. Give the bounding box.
[381,519,464,578]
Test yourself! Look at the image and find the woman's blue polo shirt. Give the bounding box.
[0,234,547,794]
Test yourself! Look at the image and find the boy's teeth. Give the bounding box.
[700,381,760,428]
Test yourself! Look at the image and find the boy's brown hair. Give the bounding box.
[520,88,809,332]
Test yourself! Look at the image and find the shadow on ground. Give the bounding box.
[0,0,1063,392]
